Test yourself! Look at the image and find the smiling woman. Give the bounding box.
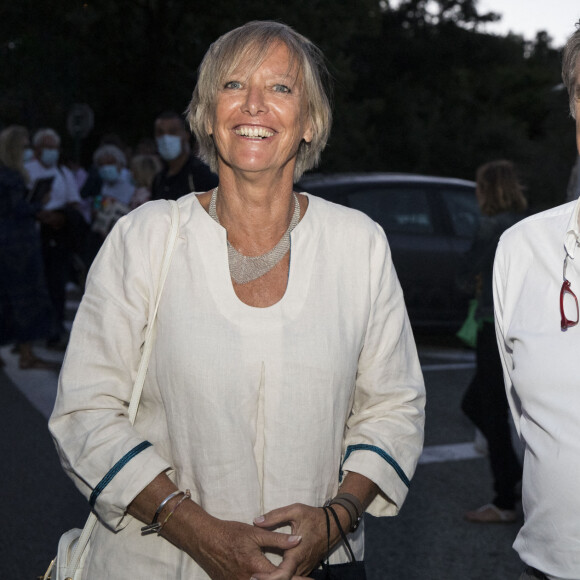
[49,20,425,580]
[188,21,331,183]
[206,42,313,187]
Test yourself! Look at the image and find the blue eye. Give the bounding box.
[224,81,242,89]
[274,84,291,93]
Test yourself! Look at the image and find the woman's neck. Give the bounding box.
[213,169,298,246]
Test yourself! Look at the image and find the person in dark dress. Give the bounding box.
[0,125,56,369]
[458,160,527,523]
[151,111,218,200]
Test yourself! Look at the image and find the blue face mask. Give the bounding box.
[40,148,59,167]
[98,164,120,183]
[22,148,34,164]
[156,135,182,161]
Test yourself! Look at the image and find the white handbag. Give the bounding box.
[43,200,180,580]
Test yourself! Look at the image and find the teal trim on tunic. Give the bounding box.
[89,441,153,508]
[341,443,410,488]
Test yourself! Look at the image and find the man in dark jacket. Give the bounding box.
[151,111,217,200]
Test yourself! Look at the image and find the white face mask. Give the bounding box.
[40,148,59,167]
[156,135,182,161]
[98,164,120,183]
[22,148,34,163]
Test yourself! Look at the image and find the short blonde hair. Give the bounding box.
[130,154,162,189]
[186,20,332,182]
[476,160,527,217]
[0,125,29,179]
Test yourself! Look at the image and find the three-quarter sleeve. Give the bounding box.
[49,202,173,530]
[341,223,425,516]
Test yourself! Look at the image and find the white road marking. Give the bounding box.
[1,345,61,419]
[419,442,485,464]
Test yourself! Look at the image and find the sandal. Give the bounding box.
[464,503,517,524]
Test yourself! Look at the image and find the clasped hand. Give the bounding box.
[193,503,328,580]
[251,503,329,580]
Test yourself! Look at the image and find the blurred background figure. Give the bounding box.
[25,128,81,211]
[129,153,162,209]
[134,137,158,156]
[86,144,136,265]
[93,144,135,207]
[25,128,87,350]
[80,133,133,201]
[458,160,527,523]
[0,126,56,370]
[151,110,217,200]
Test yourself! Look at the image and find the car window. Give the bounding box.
[440,188,480,238]
[346,187,434,234]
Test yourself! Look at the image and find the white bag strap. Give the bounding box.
[65,200,180,576]
[128,199,179,420]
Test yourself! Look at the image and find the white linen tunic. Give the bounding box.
[49,192,425,579]
[494,197,580,580]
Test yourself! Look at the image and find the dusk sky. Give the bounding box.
[478,0,580,48]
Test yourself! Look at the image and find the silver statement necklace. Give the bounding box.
[208,187,301,285]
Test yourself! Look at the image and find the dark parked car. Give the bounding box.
[296,173,480,330]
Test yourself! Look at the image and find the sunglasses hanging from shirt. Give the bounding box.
[560,254,579,330]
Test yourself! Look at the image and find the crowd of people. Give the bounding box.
[0,112,218,368]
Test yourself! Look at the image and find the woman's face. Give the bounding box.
[208,42,313,180]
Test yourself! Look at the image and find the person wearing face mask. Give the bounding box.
[151,110,217,201]
[25,128,82,211]
[0,125,57,370]
[25,128,86,349]
[93,144,135,207]
[84,145,136,265]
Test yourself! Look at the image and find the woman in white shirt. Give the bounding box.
[494,21,580,580]
[49,21,425,580]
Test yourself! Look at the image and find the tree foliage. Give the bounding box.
[0,0,576,209]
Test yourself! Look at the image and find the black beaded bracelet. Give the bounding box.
[325,492,363,532]
[326,505,357,562]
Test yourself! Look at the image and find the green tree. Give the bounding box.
[1,0,379,158]
[327,0,576,209]
[1,0,576,208]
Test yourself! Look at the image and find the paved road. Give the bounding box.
[0,356,87,579]
[0,307,524,579]
[364,349,522,579]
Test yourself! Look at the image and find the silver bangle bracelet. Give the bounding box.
[141,490,184,535]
